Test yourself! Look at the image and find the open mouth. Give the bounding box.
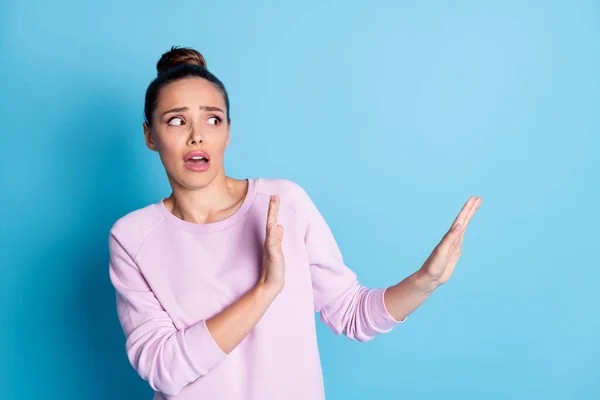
[186,156,208,165]
[184,151,211,164]
[183,151,211,171]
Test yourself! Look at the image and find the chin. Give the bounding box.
[165,172,204,192]
[166,161,224,191]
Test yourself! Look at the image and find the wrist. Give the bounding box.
[412,269,440,293]
[253,283,281,304]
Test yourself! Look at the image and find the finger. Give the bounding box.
[266,223,278,248]
[266,195,272,230]
[450,196,476,231]
[460,196,482,241]
[272,195,280,224]
[266,195,278,232]
[448,222,463,242]
[268,195,280,225]
[464,196,481,226]
[439,222,462,249]
[276,224,284,242]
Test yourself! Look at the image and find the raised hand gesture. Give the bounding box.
[420,196,482,286]
[258,195,285,296]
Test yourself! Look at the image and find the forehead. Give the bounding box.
[157,78,226,110]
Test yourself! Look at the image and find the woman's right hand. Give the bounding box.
[257,195,285,297]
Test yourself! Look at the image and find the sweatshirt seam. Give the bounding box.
[132,215,167,262]
[255,190,302,217]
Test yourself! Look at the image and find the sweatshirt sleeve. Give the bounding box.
[294,184,406,342]
[108,230,227,396]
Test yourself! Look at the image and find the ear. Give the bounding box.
[225,121,231,147]
[143,122,158,151]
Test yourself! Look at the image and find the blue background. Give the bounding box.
[2,1,599,399]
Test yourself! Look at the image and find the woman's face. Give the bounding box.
[143,78,230,191]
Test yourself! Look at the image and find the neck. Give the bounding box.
[166,173,242,224]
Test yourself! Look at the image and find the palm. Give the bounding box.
[421,196,482,285]
[259,195,285,292]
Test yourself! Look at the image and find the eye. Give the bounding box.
[168,117,184,126]
[207,116,222,126]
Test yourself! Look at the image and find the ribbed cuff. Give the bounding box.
[183,319,228,376]
[372,287,407,331]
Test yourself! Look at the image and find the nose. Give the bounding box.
[188,127,204,146]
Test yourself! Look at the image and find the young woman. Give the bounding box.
[108,46,481,400]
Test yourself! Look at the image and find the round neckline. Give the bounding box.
[156,178,258,233]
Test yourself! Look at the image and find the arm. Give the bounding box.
[382,269,438,322]
[109,233,220,396]
[207,194,285,353]
[297,186,404,343]
[298,180,481,340]
[109,197,283,396]
[384,195,482,320]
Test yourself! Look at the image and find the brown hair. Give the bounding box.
[156,47,207,74]
[144,46,230,125]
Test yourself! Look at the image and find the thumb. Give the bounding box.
[441,223,461,245]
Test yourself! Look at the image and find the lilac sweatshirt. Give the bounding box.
[108,178,404,399]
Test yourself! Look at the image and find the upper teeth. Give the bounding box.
[191,156,205,160]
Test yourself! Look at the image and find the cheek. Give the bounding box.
[158,140,177,156]
[208,145,227,165]
[155,135,185,163]
[210,130,230,156]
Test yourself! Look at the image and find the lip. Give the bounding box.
[183,150,211,172]
[184,161,210,172]
[184,151,211,162]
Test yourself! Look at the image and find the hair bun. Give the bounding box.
[156,46,207,75]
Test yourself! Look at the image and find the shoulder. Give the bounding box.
[255,177,314,210]
[108,202,165,258]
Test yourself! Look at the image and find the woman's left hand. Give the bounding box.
[419,195,482,287]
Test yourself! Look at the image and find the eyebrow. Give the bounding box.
[161,106,225,117]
